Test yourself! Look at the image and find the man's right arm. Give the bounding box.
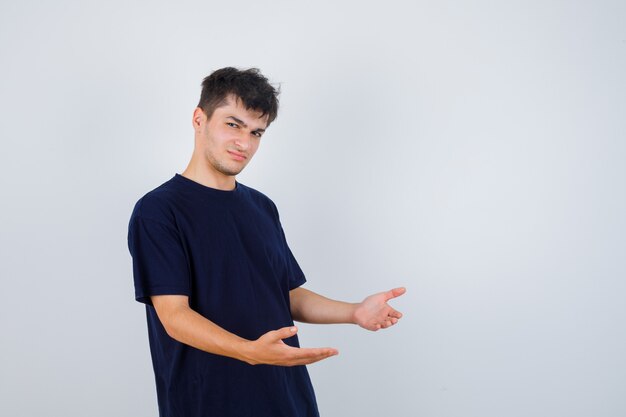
[151,295,338,366]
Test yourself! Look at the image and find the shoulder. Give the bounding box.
[130,177,180,226]
[237,183,279,217]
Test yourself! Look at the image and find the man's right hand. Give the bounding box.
[242,326,338,367]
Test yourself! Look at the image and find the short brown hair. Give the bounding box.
[197,67,280,126]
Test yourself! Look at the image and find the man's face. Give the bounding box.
[194,95,268,179]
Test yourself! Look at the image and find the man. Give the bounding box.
[128,67,405,416]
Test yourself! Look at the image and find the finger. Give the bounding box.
[295,347,338,358]
[290,354,335,366]
[297,353,336,366]
[384,287,406,301]
[288,347,338,366]
[265,326,298,342]
[388,308,403,319]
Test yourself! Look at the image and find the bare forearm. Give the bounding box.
[151,295,338,366]
[160,305,253,363]
[290,287,358,324]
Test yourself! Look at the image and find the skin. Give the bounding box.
[152,95,406,366]
[181,95,266,191]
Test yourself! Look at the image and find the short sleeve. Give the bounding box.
[269,201,306,290]
[285,243,306,290]
[128,215,191,305]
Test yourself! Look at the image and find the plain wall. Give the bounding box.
[1,1,625,416]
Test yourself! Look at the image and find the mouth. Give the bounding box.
[227,150,247,161]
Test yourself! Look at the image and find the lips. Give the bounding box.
[227,150,247,161]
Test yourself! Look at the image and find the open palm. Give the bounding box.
[353,287,406,331]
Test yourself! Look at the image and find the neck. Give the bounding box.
[181,154,237,191]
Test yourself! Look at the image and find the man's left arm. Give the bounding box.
[289,287,406,331]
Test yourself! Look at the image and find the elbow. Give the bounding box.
[153,304,187,341]
[290,307,311,324]
[289,302,305,323]
[162,320,179,340]
[156,314,176,339]
[150,295,191,342]
[163,311,187,341]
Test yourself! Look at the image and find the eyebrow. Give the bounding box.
[227,116,265,133]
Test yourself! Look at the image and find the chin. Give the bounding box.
[219,166,245,177]
[210,159,246,177]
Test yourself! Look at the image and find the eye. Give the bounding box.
[252,131,263,138]
[226,122,238,128]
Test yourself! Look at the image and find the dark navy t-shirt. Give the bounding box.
[127,174,319,417]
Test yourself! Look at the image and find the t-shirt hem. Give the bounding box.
[135,287,191,305]
[289,275,307,291]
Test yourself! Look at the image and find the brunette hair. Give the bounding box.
[197,67,280,126]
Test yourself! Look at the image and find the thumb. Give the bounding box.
[267,326,298,342]
[384,287,406,301]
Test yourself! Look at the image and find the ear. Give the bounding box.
[192,107,207,131]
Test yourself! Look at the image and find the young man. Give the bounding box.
[128,67,405,416]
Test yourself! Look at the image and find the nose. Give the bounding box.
[234,131,250,151]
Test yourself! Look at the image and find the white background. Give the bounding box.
[1,1,625,416]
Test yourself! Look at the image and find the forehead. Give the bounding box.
[213,95,268,128]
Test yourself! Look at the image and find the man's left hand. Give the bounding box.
[353,287,406,331]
